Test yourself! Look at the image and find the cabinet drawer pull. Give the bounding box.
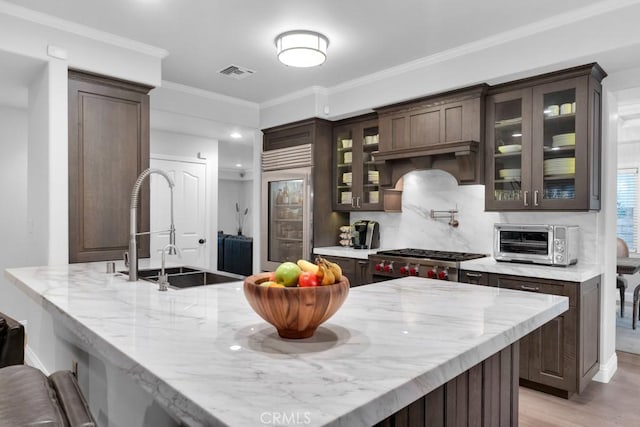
[357,261,368,265]
[524,191,529,207]
[466,272,482,278]
[520,285,540,292]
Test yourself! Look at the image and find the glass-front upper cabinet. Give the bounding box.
[486,64,604,211]
[486,89,532,210]
[333,115,382,211]
[531,78,589,210]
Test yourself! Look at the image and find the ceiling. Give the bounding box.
[4,0,609,104]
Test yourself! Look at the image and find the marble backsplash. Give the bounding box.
[350,169,599,265]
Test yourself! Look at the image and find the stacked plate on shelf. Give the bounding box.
[341,191,352,204]
[368,170,379,184]
[369,191,379,203]
[498,168,521,180]
[543,158,575,176]
[497,144,522,154]
[551,133,576,148]
[342,172,352,185]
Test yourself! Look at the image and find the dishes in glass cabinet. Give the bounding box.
[497,144,522,154]
[544,184,575,199]
[543,157,575,175]
[341,139,352,148]
[498,168,521,179]
[552,133,576,148]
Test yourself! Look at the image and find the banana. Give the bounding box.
[297,259,319,275]
[316,257,342,282]
[317,258,336,285]
[326,260,342,281]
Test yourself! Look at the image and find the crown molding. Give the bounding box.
[329,0,640,96]
[256,0,640,107]
[160,80,259,109]
[0,0,169,58]
[260,85,328,109]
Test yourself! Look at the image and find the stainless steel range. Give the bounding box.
[368,249,487,283]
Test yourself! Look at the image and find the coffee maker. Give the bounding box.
[351,220,380,249]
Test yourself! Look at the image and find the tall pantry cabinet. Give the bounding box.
[68,70,152,263]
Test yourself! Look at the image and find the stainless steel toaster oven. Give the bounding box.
[494,224,579,266]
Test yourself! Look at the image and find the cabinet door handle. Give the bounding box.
[356,197,361,208]
[534,190,539,206]
[351,197,356,208]
[523,191,529,207]
[466,272,482,278]
[520,285,540,292]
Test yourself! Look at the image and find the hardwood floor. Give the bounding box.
[519,351,640,426]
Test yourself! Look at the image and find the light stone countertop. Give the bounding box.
[5,262,567,427]
[460,257,603,282]
[313,246,389,259]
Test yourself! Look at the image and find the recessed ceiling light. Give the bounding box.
[230,132,242,139]
[235,163,243,168]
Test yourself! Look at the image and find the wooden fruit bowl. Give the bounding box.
[243,273,350,339]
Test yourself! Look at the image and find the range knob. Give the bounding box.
[383,261,394,273]
[437,269,449,280]
[399,264,410,275]
[427,269,437,279]
[375,261,385,271]
[409,265,419,276]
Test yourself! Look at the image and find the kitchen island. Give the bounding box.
[5,263,567,426]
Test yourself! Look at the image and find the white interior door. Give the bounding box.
[150,158,208,268]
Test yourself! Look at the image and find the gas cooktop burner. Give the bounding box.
[376,249,487,262]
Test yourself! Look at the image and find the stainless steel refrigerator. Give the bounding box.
[261,145,312,271]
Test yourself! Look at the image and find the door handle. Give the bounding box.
[523,191,529,207]
[198,238,206,244]
[534,190,539,206]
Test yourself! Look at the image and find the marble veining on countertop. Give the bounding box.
[460,257,603,282]
[5,263,567,427]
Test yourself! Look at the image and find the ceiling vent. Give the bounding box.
[218,65,256,80]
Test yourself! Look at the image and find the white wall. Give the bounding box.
[218,179,253,237]
[0,106,29,268]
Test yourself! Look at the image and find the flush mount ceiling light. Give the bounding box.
[275,30,329,68]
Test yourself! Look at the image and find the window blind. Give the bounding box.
[617,168,637,252]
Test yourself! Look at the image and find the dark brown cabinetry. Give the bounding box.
[376,85,485,151]
[68,70,152,263]
[262,119,349,251]
[485,64,605,211]
[332,114,383,211]
[459,270,600,398]
[374,85,486,185]
[315,254,370,287]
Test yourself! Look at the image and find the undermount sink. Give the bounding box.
[121,267,238,289]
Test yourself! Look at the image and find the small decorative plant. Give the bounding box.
[236,202,248,235]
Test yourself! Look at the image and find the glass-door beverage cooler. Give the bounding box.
[261,168,311,271]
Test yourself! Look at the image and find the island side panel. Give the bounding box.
[375,342,519,427]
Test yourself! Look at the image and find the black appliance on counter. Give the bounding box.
[368,249,486,283]
[352,220,380,249]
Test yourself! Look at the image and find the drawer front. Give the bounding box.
[493,275,576,307]
[458,270,491,286]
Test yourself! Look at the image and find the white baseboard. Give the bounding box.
[24,345,49,376]
[592,352,618,383]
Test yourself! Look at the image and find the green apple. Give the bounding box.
[274,262,302,287]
